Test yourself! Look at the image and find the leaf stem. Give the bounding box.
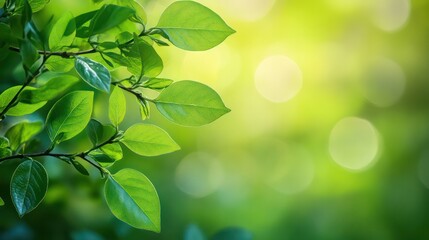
[114,83,155,103]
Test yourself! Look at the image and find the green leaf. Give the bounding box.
[89,4,135,36]
[0,137,10,148]
[141,78,173,90]
[71,159,89,176]
[19,75,79,103]
[103,0,147,24]
[46,91,94,143]
[121,123,179,156]
[0,196,4,206]
[5,121,43,151]
[15,0,49,13]
[45,56,75,72]
[11,159,48,217]
[20,39,39,68]
[86,119,116,146]
[137,98,150,120]
[75,56,111,93]
[104,169,160,232]
[109,86,126,126]
[184,224,206,240]
[0,86,47,116]
[0,148,12,158]
[212,228,253,240]
[155,81,230,126]
[49,12,76,50]
[125,37,163,78]
[103,52,130,67]
[156,1,235,51]
[89,143,122,163]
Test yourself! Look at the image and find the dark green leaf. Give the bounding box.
[15,0,49,13]
[71,159,90,176]
[49,12,76,50]
[0,137,10,148]
[46,91,94,143]
[86,119,116,146]
[19,75,79,103]
[121,123,179,156]
[116,31,133,45]
[141,78,173,90]
[89,4,135,36]
[20,39,39,68]
[155,80,230,126]
[104,169,160,232]
[156,1,235,51]
[212,228,253,240]
[0,86,47,116]
[0,148,12,158]
[5,121,43,151]
[11,159,48,217]
[184,224,206,240]
[109,86,126,126]
[75,56,111,93]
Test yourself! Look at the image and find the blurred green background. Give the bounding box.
[2,0,429,239]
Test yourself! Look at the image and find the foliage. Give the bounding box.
[0,0,233,233]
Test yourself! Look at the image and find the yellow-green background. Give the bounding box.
[1,0,429,239]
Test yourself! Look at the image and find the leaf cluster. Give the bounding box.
[0,0,234,232]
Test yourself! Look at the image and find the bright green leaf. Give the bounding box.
[121,123,179,156]
[45,56,75,72]
[89,4,135,36]
[19,75,79,103]
[103,52,130,67]
[104,169,160,232]
[0,196,4,206]
[46,91,94,143]
[5,121,43,151]
[156,1,235,51]
[11,159,48,217]
[0,148,12,158]
[75,56,111,93]
[109,86,126,126]
[155,80,230,126]
[49,12,76,50]
[15,0,49,13]
[0,86,47,116]
[141,78,173,90]
[125,37,163,78]
[137,98,150,120]
[89,143,122,163]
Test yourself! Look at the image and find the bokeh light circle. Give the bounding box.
[371,0,410,32]
[362,58,406,107]
[175,152,223,198]
[329,117,380,170]
[254,55,303,103]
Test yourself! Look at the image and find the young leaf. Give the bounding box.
[46,91,94,143]
[0,86,47,116]
[0,196,4,206]
[0,148,12,158]
[121,123,180,156]
[75,56,111,93]
[71,159,90,176]
[49,12,76,50]
[155,81,230,126]
[104,169,160,232]
[89,143,122,163]
[109,86,126,126]
[89,4,135,36]
[5,121,43,151]
[86,119,116,146]
[156,1,235,51]
[10,159,48,217]
[19,75,79,103]
[141,78,173,91]
[137,98,150,120]
[125,37,163,78]
[184,224,206,240]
